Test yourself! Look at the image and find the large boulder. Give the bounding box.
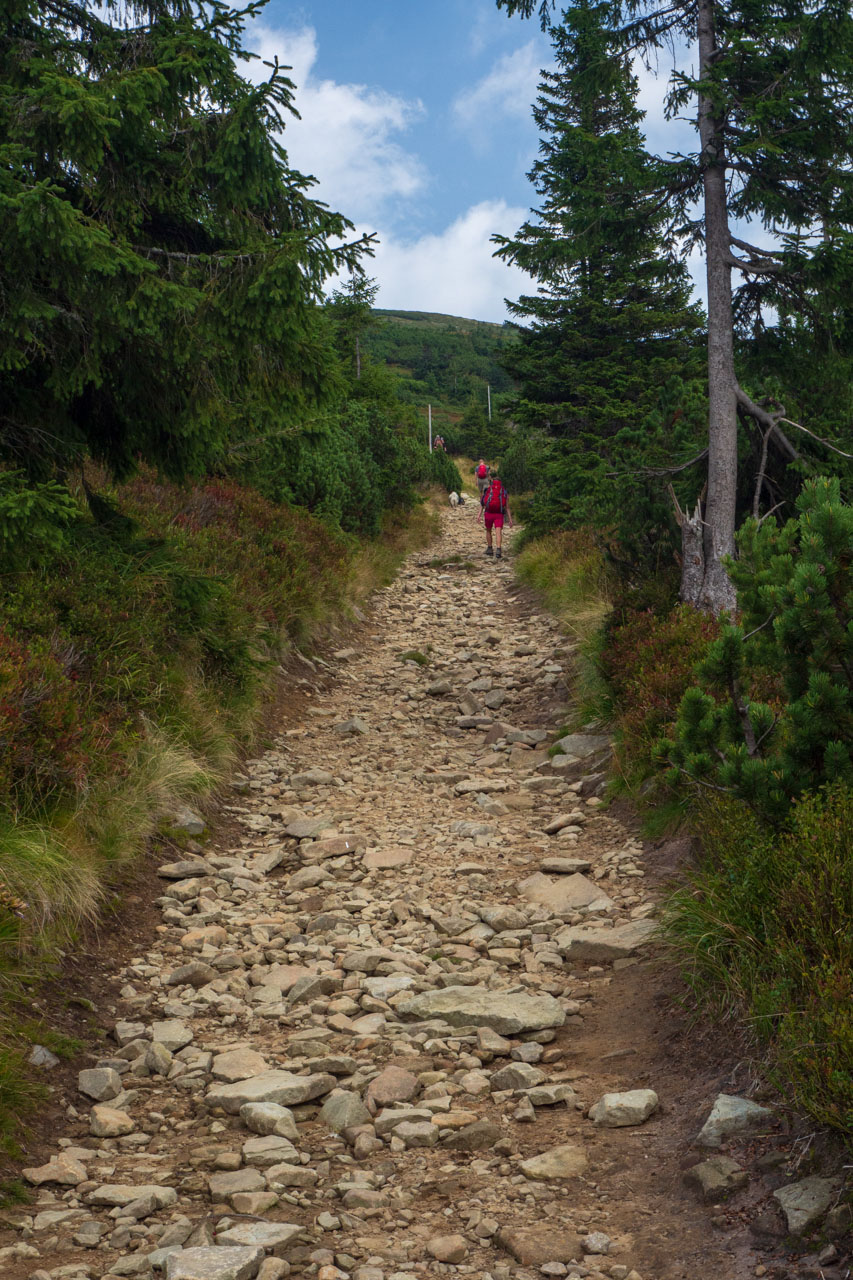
[206,1071,336,1115]
[399,986,565,1035]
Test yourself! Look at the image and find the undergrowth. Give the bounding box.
[514,527,612,723]
[663,785,853,1136]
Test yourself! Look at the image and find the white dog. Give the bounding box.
[449,491,460,507]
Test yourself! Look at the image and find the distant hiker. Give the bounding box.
[476,458,490,498]
[434,435,445,452]
[478,470,512,559]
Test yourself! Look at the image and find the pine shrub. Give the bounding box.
[663,477,853,823]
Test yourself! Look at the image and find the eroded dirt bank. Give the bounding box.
[4,501,834,1280]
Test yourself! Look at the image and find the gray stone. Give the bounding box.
[394,1121,439,1148]
[519,1144,588,1180]
[212,1048,270,1082]
[241,1135,299,1167]
[290,767,334,787]
[145,1042,173,1076]
[773,1177,842,1236]
[208,1168,266,1201]
[541,857,592,875]
[166,1246,264,1280]
[90,1105,135,1137]
[206,1071,336,1114]
[526,1083,576,1107]
[318,1091,372,1132]
[151,1020,194,1053]
[478,905,528,933]
[335,718,369,736]
[88,1184,178,1210]
[518,871,614,913]
[288,866,333,890]
[695,1093,774,1148]
[555,919,656,961]
[157,860,213,879]
[164,961,217,988]
[284,816,332,839]
[426,1234,468,1264]
[399,986,565,1035]
[239,1103,299,1140]
[28,1044,60,1069]
[286,974,341,1006]
[496,1226,585,1267]
[584,1232,611,1255]
[167,806,206,836]
[363,847,413,871]
[684,1156,749,1203]
[589,1089,659,1127]
[490,1063,546,1091]
[23,1153,87,1186]
[442,1120,502,1152]
[365,1065,419,1107]
[78,1066,122,1101]
[216,1224,302,1253]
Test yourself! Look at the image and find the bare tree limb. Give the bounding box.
[729,235,782,261]
[725,252,783,274]
[752,424,772,519]
[735,386,800,461]
[606,446,708,478]
[778,417,853,460]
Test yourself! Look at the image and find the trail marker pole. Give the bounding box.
[487,384,492,421]
[428,404,432,452]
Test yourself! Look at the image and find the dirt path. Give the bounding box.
[3,501,794,1280]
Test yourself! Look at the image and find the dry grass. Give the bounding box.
[514,529,612,646]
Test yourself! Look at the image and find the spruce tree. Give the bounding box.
[0,0,370,481]
[498,0,853,613]
[494,1,705,543]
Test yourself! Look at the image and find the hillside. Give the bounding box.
[365,309,518,433]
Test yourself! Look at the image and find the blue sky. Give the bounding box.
[246,2,696,321]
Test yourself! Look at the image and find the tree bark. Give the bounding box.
[694,0,737,614]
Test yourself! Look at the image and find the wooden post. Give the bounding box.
[428,404,432,453]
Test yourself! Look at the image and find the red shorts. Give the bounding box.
[484,513,504,530]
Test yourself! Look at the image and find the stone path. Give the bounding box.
[4,502,804,1280]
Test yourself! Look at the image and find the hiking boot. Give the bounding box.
[495,548,502,559]
[484,546,493,556]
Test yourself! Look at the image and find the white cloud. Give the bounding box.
[244,22,427,222]
[453,42,545,143]
[365,201,535,323]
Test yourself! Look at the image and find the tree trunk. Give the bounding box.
[694,0,737,614]
[355,334,361,380]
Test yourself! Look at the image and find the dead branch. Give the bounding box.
[778,417,853,460]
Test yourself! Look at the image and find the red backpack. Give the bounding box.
[483,479,507,514]
[476,463,488,478]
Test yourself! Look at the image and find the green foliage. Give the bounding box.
[0,472,79,567]
[1,0,368,481]
[603,603,720,763]
[663,784,853,1135]
[664,477,853,823]
[493,2,706,559]
[365,311,516,412]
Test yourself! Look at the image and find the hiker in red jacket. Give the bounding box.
[478,470,513,559]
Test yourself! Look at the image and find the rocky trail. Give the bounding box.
[4,502,846,1280]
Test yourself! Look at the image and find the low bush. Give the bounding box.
[663,476,853,824]
[602,603,720,762]
[664,782,853,1135]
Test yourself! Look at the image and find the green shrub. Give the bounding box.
[664,782,853,1135]
[602,604,720,760]
[663,476,853,824]
[0,631,90,810]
